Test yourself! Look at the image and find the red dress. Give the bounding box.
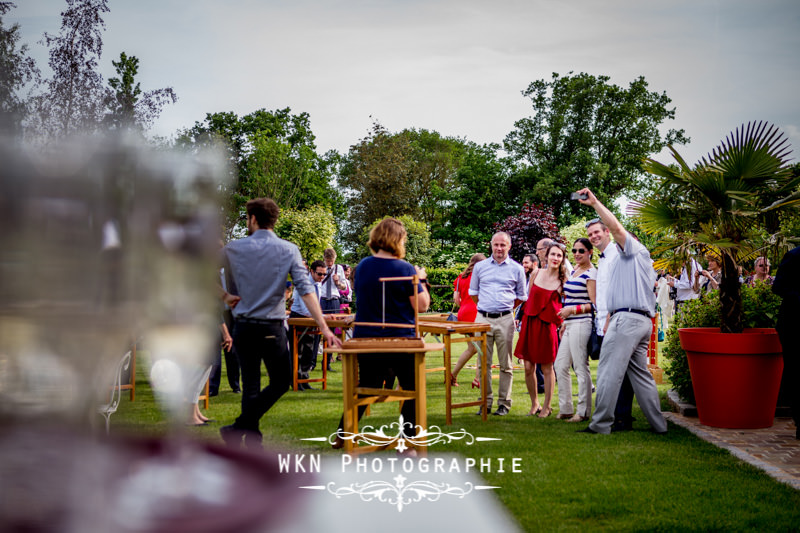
[514,283,563,364]
[453,274,477,322]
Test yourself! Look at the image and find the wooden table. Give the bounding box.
[287,314,354,391]
[419,319,490,424]
[325,342,444,456]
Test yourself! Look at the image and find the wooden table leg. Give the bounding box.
[342,352,357,453]
[292,326,300,391]
[480,334,488,421]
[444,334,452,425]
[414,351,427,457]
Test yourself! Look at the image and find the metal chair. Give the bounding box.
[97,351,132,434]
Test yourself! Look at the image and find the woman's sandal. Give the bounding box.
[537,408,552,418]
[526,406,542,416]
[471,377,481,389]
[450,374,459,387]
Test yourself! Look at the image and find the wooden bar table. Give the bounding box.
[418,319,490,424]
[325,340,444,456]
[287,314,354,391]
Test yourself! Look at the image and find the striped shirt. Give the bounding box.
[563,266,597,322]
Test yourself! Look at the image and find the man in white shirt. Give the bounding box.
[320,248,347,313]
[578,190,666,435]
[667,260,701,315]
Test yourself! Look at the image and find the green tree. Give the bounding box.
[354,215,435,267]
[176,108,343,239]
[436,142,513,250]
[29,0,110,139]
[103,51,176,132]
[0,2,39,136]
[504,72,688,225]
[275,205,336,264]
[339,121,466,251]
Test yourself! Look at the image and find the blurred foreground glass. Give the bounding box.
[0,138,300,532]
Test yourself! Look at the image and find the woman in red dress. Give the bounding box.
[515,244,566,417]
[449,253,486,387]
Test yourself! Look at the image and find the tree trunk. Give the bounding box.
[719,254,742,333]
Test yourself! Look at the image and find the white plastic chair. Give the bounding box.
[97,351,132,434]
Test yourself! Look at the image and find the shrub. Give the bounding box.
[426,266,463,313]
[663,282,781,404]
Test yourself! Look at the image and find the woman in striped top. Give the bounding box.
[554,238,597,422]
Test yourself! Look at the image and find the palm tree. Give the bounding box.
[631,121,799,333]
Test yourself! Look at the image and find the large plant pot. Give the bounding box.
[678,327,783,429]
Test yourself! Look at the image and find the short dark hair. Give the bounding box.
[523,253,539,265]
[310,259,325,272]
[246,198,279,229]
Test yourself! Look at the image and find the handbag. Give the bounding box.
[587,307,601,360]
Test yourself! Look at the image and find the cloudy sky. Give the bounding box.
[9,0,800,165]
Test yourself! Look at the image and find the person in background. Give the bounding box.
[320,248,347,312]
[554,238,597,422]
[220,198,341,450]
[289,260,325,390]
[667,259,701,315]
[449,253,487,387]
[772,245,800,440]
[693,254,722,293]
[332,218,430,449]
[514,243,566,418]
[469,232,528,416]
[745,256,774,287]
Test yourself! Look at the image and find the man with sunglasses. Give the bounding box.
[577,190,667,435]
[289,260,326,390]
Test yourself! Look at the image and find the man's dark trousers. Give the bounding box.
[232,320,291,432]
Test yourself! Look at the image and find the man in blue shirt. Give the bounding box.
[469,232,527,416]
[575,189,667,435]
[290,260,325,390]
[220,198,341,449]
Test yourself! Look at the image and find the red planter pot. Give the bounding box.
[678,327,783,429]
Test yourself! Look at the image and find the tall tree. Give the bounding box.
[0,2,39,136]
[435,142,514,250]
[176,108,343,238]
[339,121,466,251]
[103,51,177,132]
[504,72,688,224]
[29,0,110,139]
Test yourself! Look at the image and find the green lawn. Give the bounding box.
[114,340,800,532]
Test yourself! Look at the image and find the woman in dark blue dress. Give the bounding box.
[333,218,430,448]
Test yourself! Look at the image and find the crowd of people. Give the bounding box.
[212,191,798,449]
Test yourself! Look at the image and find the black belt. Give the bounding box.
[611,308,651,318]
[321,297,340,301]
[236,316,282,325]
[479,310,512,319]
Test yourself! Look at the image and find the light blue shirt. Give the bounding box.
[468,255,527,313]
[290,274,319,317]
[223,229,313,320]
[605,233,657,318]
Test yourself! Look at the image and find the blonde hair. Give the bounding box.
[461,253,487,278]
[367,218,407,258]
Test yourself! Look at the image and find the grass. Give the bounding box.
[113,338,800,532]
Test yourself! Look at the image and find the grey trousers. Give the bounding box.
[475,312,515,410]
[588,312,667,434]
[554,319,593,417]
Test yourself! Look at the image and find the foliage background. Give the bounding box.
[663,282,781,404]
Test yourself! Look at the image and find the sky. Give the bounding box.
[8,0,800,166]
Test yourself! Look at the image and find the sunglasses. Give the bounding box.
[572,248,588,254]
[584,217,601,228]
[314,271,326,276]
